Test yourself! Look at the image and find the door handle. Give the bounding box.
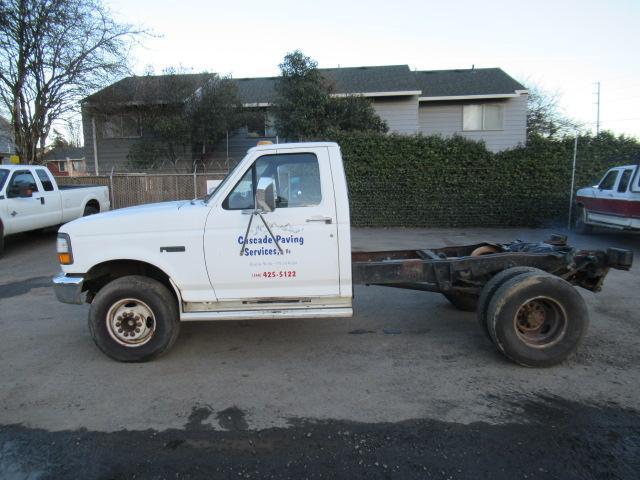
[39,197,45,205]
[306,216,332,224]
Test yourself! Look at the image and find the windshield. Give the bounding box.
[204,160,245,203]
[0,169,8,191]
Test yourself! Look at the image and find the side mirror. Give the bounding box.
[255,177,276,213]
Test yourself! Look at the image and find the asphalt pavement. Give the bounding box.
[0,227,638,479]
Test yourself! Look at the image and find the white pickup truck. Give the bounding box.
[575,164,640,232]
[52,142,633,366]
[0,165,110,253]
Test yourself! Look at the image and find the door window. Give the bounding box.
[617,169,633,193]
[598,170,619,191]
[35,169,55,191]
[223,153,321,210]
[224,168,255,210]
[7,171,39,198]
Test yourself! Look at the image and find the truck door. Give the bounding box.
[3,170,46,234]
[204,147,341,301]
[591,168,623,226]
[34,168,63,226]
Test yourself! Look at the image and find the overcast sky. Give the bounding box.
[105,0,640,138]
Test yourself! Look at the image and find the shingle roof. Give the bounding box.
[83,73,215,105]
[415,68,525,98]
[83,66,526,106]
[43,146,85,160]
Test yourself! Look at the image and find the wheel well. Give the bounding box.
[84,260,178,304]
[86,199,100,212]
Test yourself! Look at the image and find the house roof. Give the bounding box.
[83,65,526,107]
[43,146,85,161]
[415,68,525,98]
[84,73,215,105]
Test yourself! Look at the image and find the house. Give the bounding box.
[43,146,88,176]
[81,65,528,172]
[0,116,17,164]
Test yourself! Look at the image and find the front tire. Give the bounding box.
[486,272,589,367]
[574,206,592,234]
[88,275,180,362]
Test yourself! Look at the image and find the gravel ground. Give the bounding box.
[0,226,638,479]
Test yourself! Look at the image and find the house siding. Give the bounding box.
[82,110,192,172]
[372,96,419,134]
[418,94,527,152]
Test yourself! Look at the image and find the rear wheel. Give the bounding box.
[83,204,99,216]
[88,275,180,362]
[486,272,589,367]
[443,292,478,312]
[574,206,592,234]
[477,267,545,338]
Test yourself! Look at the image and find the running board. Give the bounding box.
[180,307,353,322]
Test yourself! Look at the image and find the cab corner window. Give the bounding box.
[36,169,54,191]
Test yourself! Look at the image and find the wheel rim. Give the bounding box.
[106,298,156,347]
[513,296,567,348]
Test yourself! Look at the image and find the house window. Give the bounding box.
[101,113,141,139]
[463,104,504,131]
[57,161,66,172]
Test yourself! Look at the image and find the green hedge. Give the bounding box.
[326,131,640,227]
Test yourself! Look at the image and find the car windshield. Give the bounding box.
[0,169,8,191]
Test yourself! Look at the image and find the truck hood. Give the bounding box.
[60,200,207,236]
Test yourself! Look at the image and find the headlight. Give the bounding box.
[57,233,74,265]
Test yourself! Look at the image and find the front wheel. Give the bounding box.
[486,272,589,367]
[88,275,180,362]
[574,206,592,234]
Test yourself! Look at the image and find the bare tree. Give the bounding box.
[0,0,145,163]
[527,85,581,140]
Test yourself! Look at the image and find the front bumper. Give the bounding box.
[52,273,85,304]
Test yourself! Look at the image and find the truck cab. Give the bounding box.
[54,142,353,319]
[0,165,110,253]
[575,164,640,232]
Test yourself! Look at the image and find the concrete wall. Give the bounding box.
[418,94,528,152]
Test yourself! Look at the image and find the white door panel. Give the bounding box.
[204,147,340,301]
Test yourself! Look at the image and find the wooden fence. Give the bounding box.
[56,172,227,209]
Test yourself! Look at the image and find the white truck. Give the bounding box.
[575,164,640,233]
[52,142,633,366]
[0,165,110,253]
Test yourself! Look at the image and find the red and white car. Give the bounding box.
[575,164,640,233]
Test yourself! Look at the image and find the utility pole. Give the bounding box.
[594,81,601,135]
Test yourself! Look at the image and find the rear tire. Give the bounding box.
[574,206,592,234]
[486,272,589,367]
[88,275,180,362]
[443,292,478,312]
[477,267,545,339]
[83,204,99,216]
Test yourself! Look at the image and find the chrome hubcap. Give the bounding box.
[106,298,155,347]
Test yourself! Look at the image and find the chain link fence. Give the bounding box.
[56,171,228,209]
